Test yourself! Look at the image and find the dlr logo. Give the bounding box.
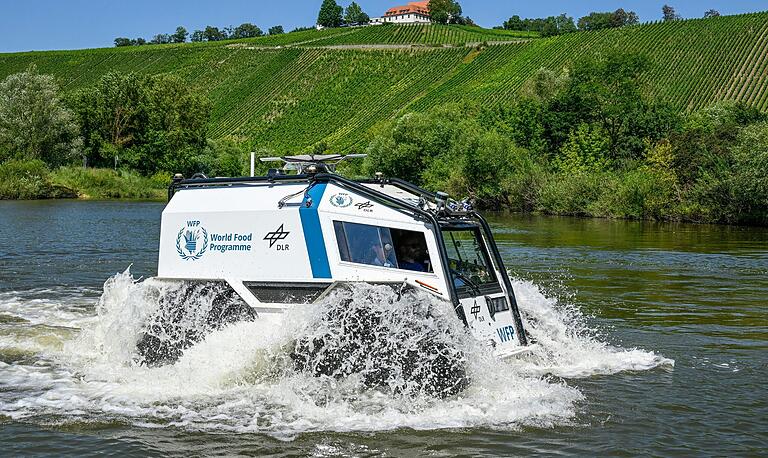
[276,244,290,251]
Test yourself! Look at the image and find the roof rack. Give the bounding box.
[260,154,367,175]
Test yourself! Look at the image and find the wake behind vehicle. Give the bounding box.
[144,154,529,377]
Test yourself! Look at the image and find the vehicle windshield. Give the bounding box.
[441,226,497,292]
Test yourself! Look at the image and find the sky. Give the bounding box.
[0,0,766,53]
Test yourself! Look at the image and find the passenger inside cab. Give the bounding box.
[333,221,433,273]
[393,232,430,272]
[369,241,396,268]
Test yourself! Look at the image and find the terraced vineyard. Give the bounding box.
[0,14,766,152]
[411,13,768,112]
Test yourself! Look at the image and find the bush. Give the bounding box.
[730,123,768,224]
[555,123,611,173]
[678,170,734,223]
[0,160,57,199]
[196,139,253,178]
[50,167,166,200]
[591,167,676,219]
[537,172,606,216]
[500,158,548,212]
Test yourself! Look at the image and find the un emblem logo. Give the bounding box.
[176,224,208,261]
[329,192,353,208]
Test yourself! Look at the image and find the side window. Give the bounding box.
[333,221,433,273]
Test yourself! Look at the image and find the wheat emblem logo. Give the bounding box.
[176,226,208,260]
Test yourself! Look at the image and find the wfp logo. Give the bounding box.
[329,192,353,208]
[176,221,208,261]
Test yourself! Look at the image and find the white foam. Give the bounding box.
[0,269,673,438]
[510,279,674,378]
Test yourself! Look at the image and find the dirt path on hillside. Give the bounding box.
[225,39,532,51]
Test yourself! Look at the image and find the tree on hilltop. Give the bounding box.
[578,9,638,31]
[704,9,721,18]
[204,26,226,41]
[150,34,171,44]
[502,14,575,36]
[172,26,188,43]
[232,23,263,38]
[662,5,682,21]
[503,15,525,31]
[269,25,284,35]
[611,9,639,27]
[430,0,462,24]
[344,2,370,25]
[317,0,343,28]
[191,30,204,42]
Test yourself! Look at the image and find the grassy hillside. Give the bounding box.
[1,14,766,152]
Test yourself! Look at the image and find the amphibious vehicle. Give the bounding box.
[143,154,530,371]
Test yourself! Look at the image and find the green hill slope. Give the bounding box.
[1,14,766,152]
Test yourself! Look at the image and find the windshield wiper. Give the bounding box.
[452,269,482,296]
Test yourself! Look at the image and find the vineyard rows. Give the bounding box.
[412,13,768,113]
[0,13,766,152]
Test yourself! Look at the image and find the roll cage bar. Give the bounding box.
[168,173,526,345]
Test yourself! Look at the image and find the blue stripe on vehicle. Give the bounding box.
[299,183,332,279]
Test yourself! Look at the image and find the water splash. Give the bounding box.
[511,279,674,378]
[0,269,673,438]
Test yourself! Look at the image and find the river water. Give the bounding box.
[0,200,765,456]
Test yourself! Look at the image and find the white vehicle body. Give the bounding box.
[158,161,529,356]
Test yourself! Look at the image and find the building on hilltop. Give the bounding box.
[371,1,432,25]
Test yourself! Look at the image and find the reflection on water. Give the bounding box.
[0,202,766,455]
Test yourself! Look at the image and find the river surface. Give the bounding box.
[0,200,766,456]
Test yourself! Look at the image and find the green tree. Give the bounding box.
[191,30,204,42]
[366,105,525,208]
[555,123,611,173]
[429,0,462,24]
[611,9,639,27]
[203,26,225,41]
[502,15,525,30]
[556,14,578,34]
[150,33,171,44]
[232,23,263,38]
[731,123,768,224]
[114,37,132,47]
[704,9,720,18]
[504,14,574,36]
[578,9,637,31]
[662,5,681,21]
[344,2,370,24]
[268,25,284,35]
[578,12,612,30]
[172,26,188,43]
[0,67,82,166]
[317,0,343,27]
[68,72,210,174]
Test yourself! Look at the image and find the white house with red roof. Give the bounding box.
[371,0,432,24]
